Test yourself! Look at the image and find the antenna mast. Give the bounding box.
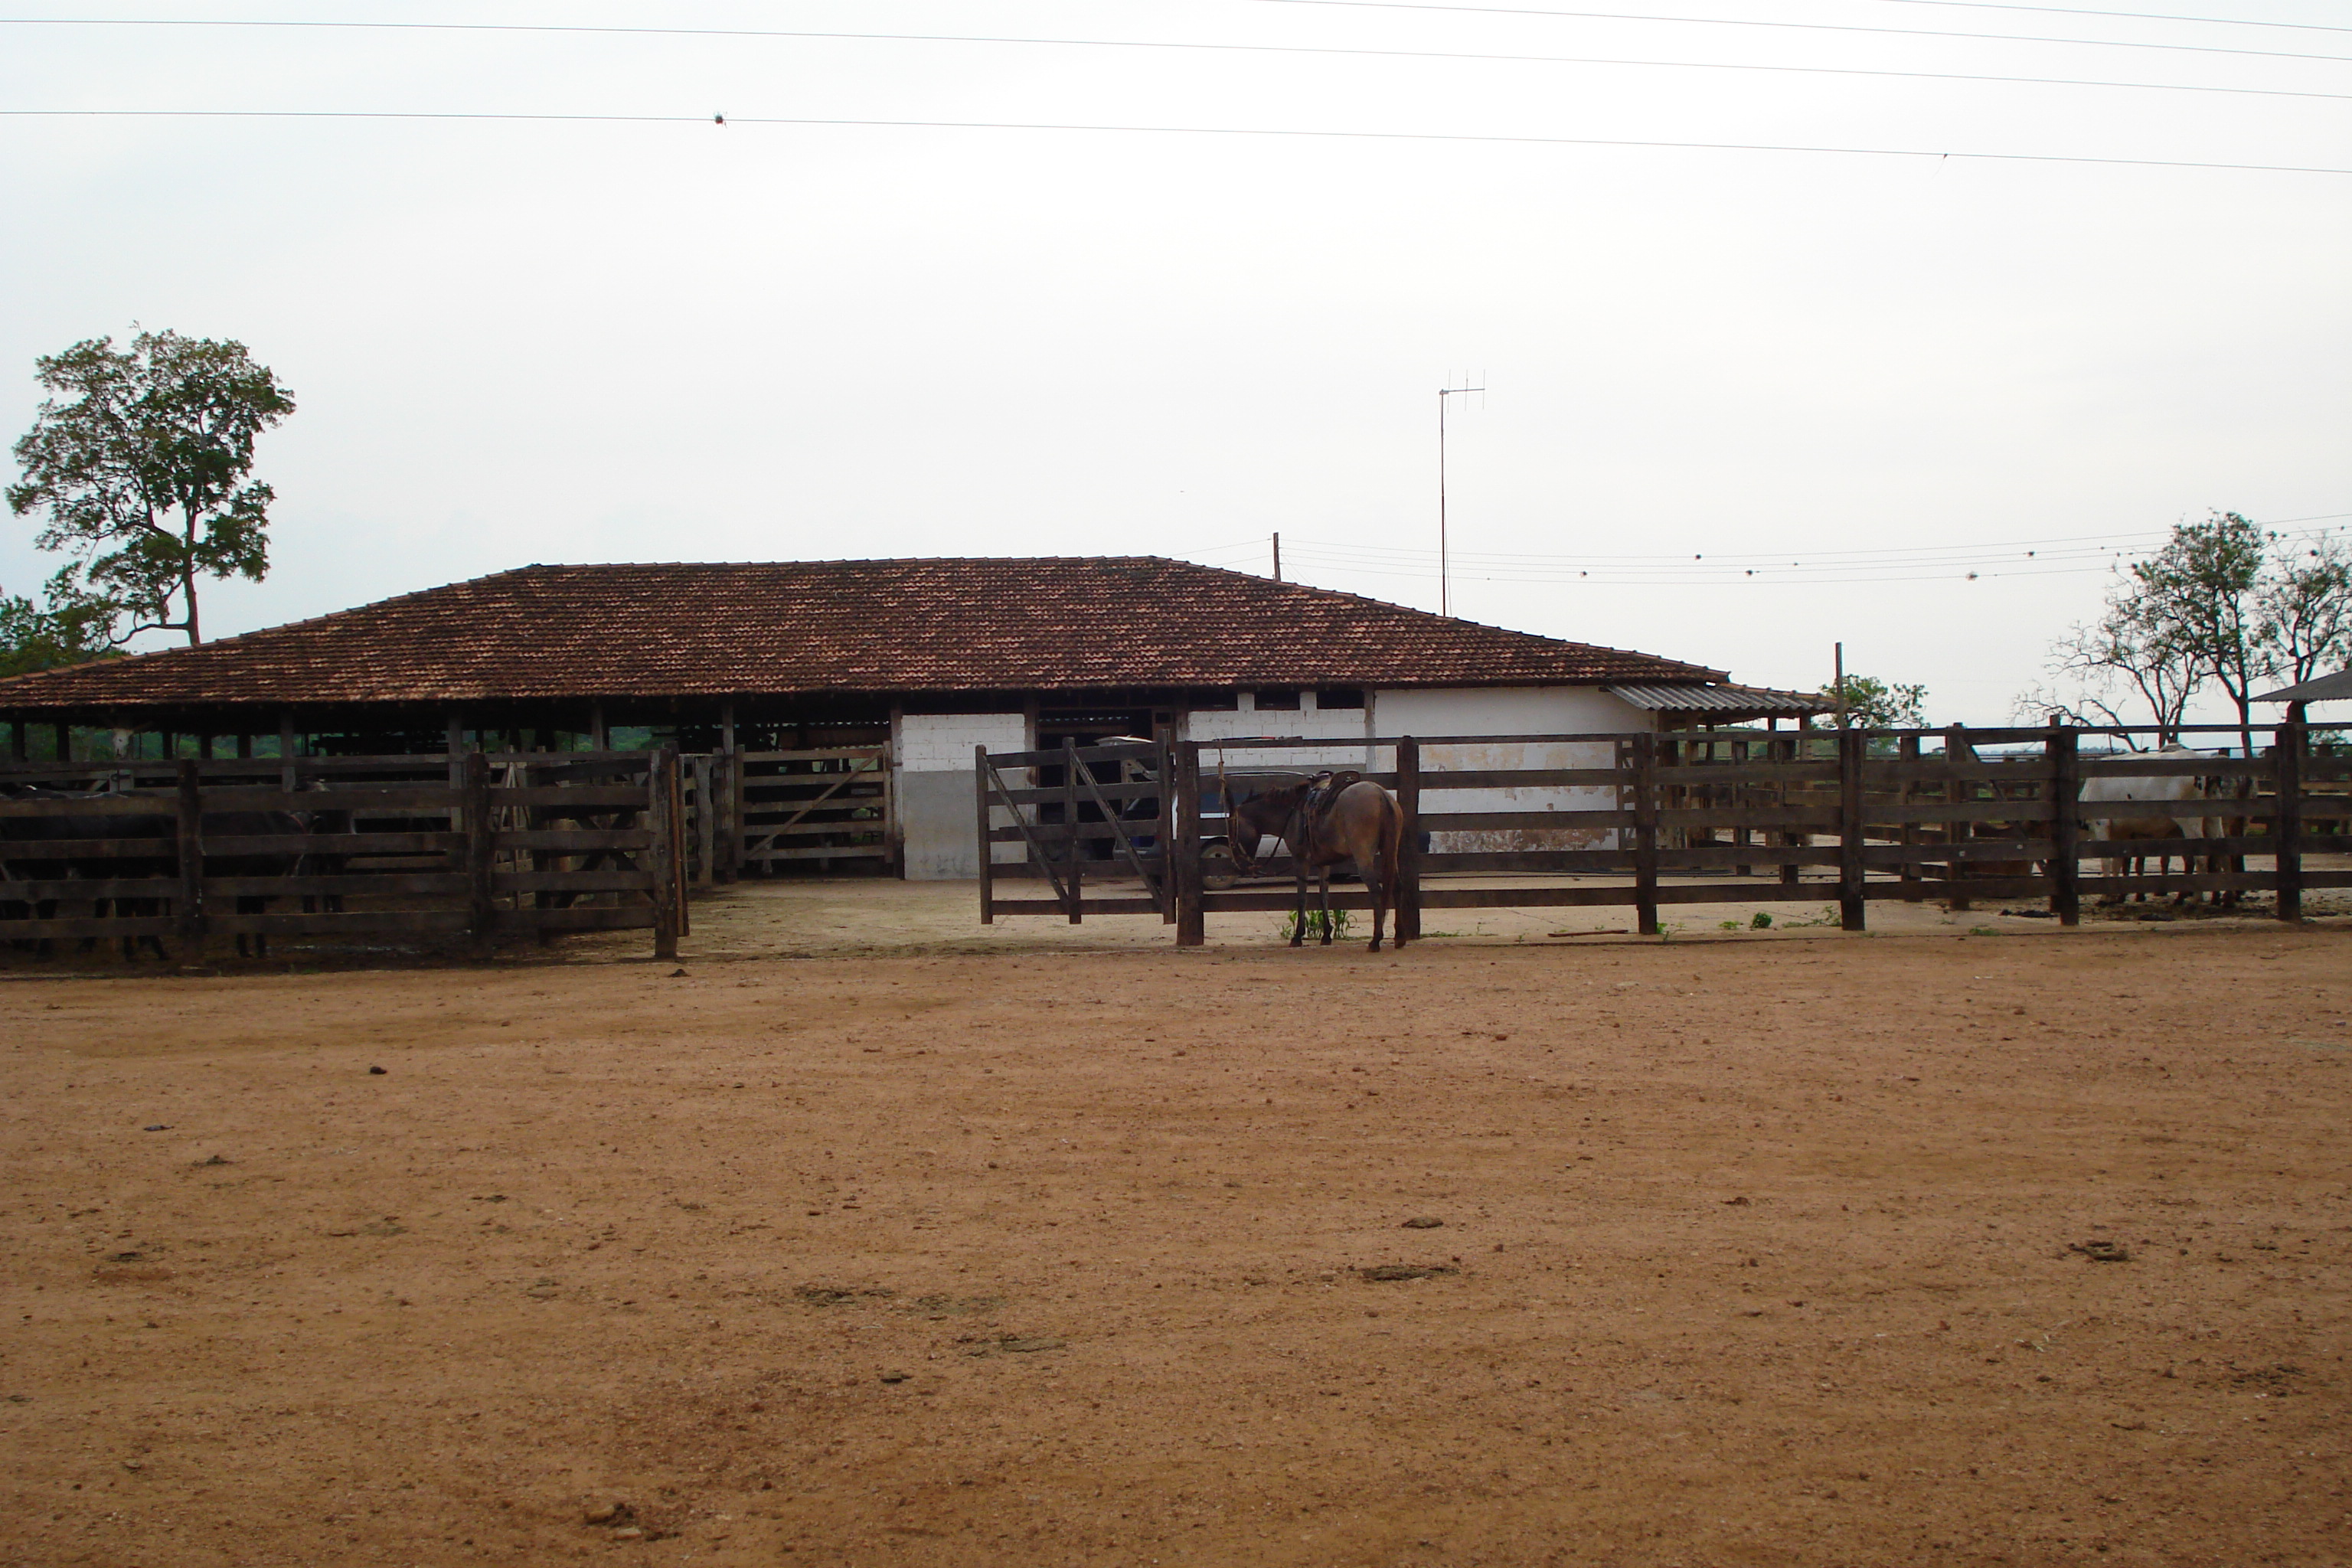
[1437,377,1485,618]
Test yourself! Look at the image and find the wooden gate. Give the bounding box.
[975,739,1173,923]
[2,747,689,960]
[727,746,893,876]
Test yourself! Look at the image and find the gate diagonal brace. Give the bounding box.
[984,757,1071,910]
[1075,764,1168,916]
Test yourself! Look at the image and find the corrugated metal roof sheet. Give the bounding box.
[2254,668,2352,704]
[0,558,1730,712]
[1603,682,1831,715]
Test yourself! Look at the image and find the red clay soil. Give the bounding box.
[2,926,2347,1567]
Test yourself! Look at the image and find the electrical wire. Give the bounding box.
[3,109,2342,176]
[1250,517,2352,586]
[1266,516,2350,566]
[1872,0,2352,36]
[1248,0,2352,64]
[2,18,2338,103]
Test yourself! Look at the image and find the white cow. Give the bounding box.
[2079,744,2211,903]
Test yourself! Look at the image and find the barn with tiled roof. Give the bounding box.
[0,557,1825,877]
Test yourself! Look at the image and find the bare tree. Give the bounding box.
[2019,586,2202,747]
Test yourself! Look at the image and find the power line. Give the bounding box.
[1873,0,2352,37]
[1275,516,2351,567]
[1256,517,2352,585]
[3,109,2342,177]
[1249,0,2352,64]
[3,18,2338,103]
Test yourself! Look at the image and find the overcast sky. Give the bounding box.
[2,0,2345,724]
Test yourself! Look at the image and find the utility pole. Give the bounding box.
[1272,531,1282,582]
[1437,377,1484,618]
[1833,642,1847,729]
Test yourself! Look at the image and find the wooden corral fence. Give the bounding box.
[2,749,690,961]
[977,724,2347,942]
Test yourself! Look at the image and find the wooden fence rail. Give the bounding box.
[977,722,2341,942]
[2,749,686,960]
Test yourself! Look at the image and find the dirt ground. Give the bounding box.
[4,898,2349,1566]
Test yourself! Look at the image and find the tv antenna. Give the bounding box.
[1437,376,1485,618]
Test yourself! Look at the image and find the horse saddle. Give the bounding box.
[1301,769,1363,832]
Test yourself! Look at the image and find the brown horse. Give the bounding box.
[1228,773,1408,953]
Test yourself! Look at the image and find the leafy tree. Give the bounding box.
[2023,512,2352,750]
[2126,511,2268,753]
[7,329,295,647]
[2257,531,2352,689]
[1818,674,1926,730]
[0,587,116,678]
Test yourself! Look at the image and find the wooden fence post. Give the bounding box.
[175,759,204,957]
[2275,720,2304,923]
[705,747,733,884]
[700,755,720,887]
[1838,729,1867,931]
[1396,736,1423,943]
[671,750,691,940]
[1777,730,1802,887]
[465,749,497,948]
[650,746,681,960]
[2047,724,2080,927]
[1632,731,1660,936]
[1897,734,1922,902]
[1174,741,1205,947]
[1943,724,1971,912]
[1062,739,1083,925]
[1156,740,1177,925]
[975,744,995,924]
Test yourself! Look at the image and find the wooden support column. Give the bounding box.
[590,704,609,751]
[1632,730,1660,936]
[54,723,70,763]
[279,713,299,791]
[464,750,496,948]
[237,732,252,760]
[2275,719,2304,923]
[2047,723,2080,927]
[175,760,205,958]
[7,721,24,763]
[1395,736,1423,943]
[1174,741,1205,947]
[1062,738,1083,925]
[975,744,996,923]
[1838,728,1867,931]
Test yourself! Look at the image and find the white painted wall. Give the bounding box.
[1371,686,1656,852]
[894,711,1030,878]
[1182,692,1374,773]
[897,712,1031,774]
